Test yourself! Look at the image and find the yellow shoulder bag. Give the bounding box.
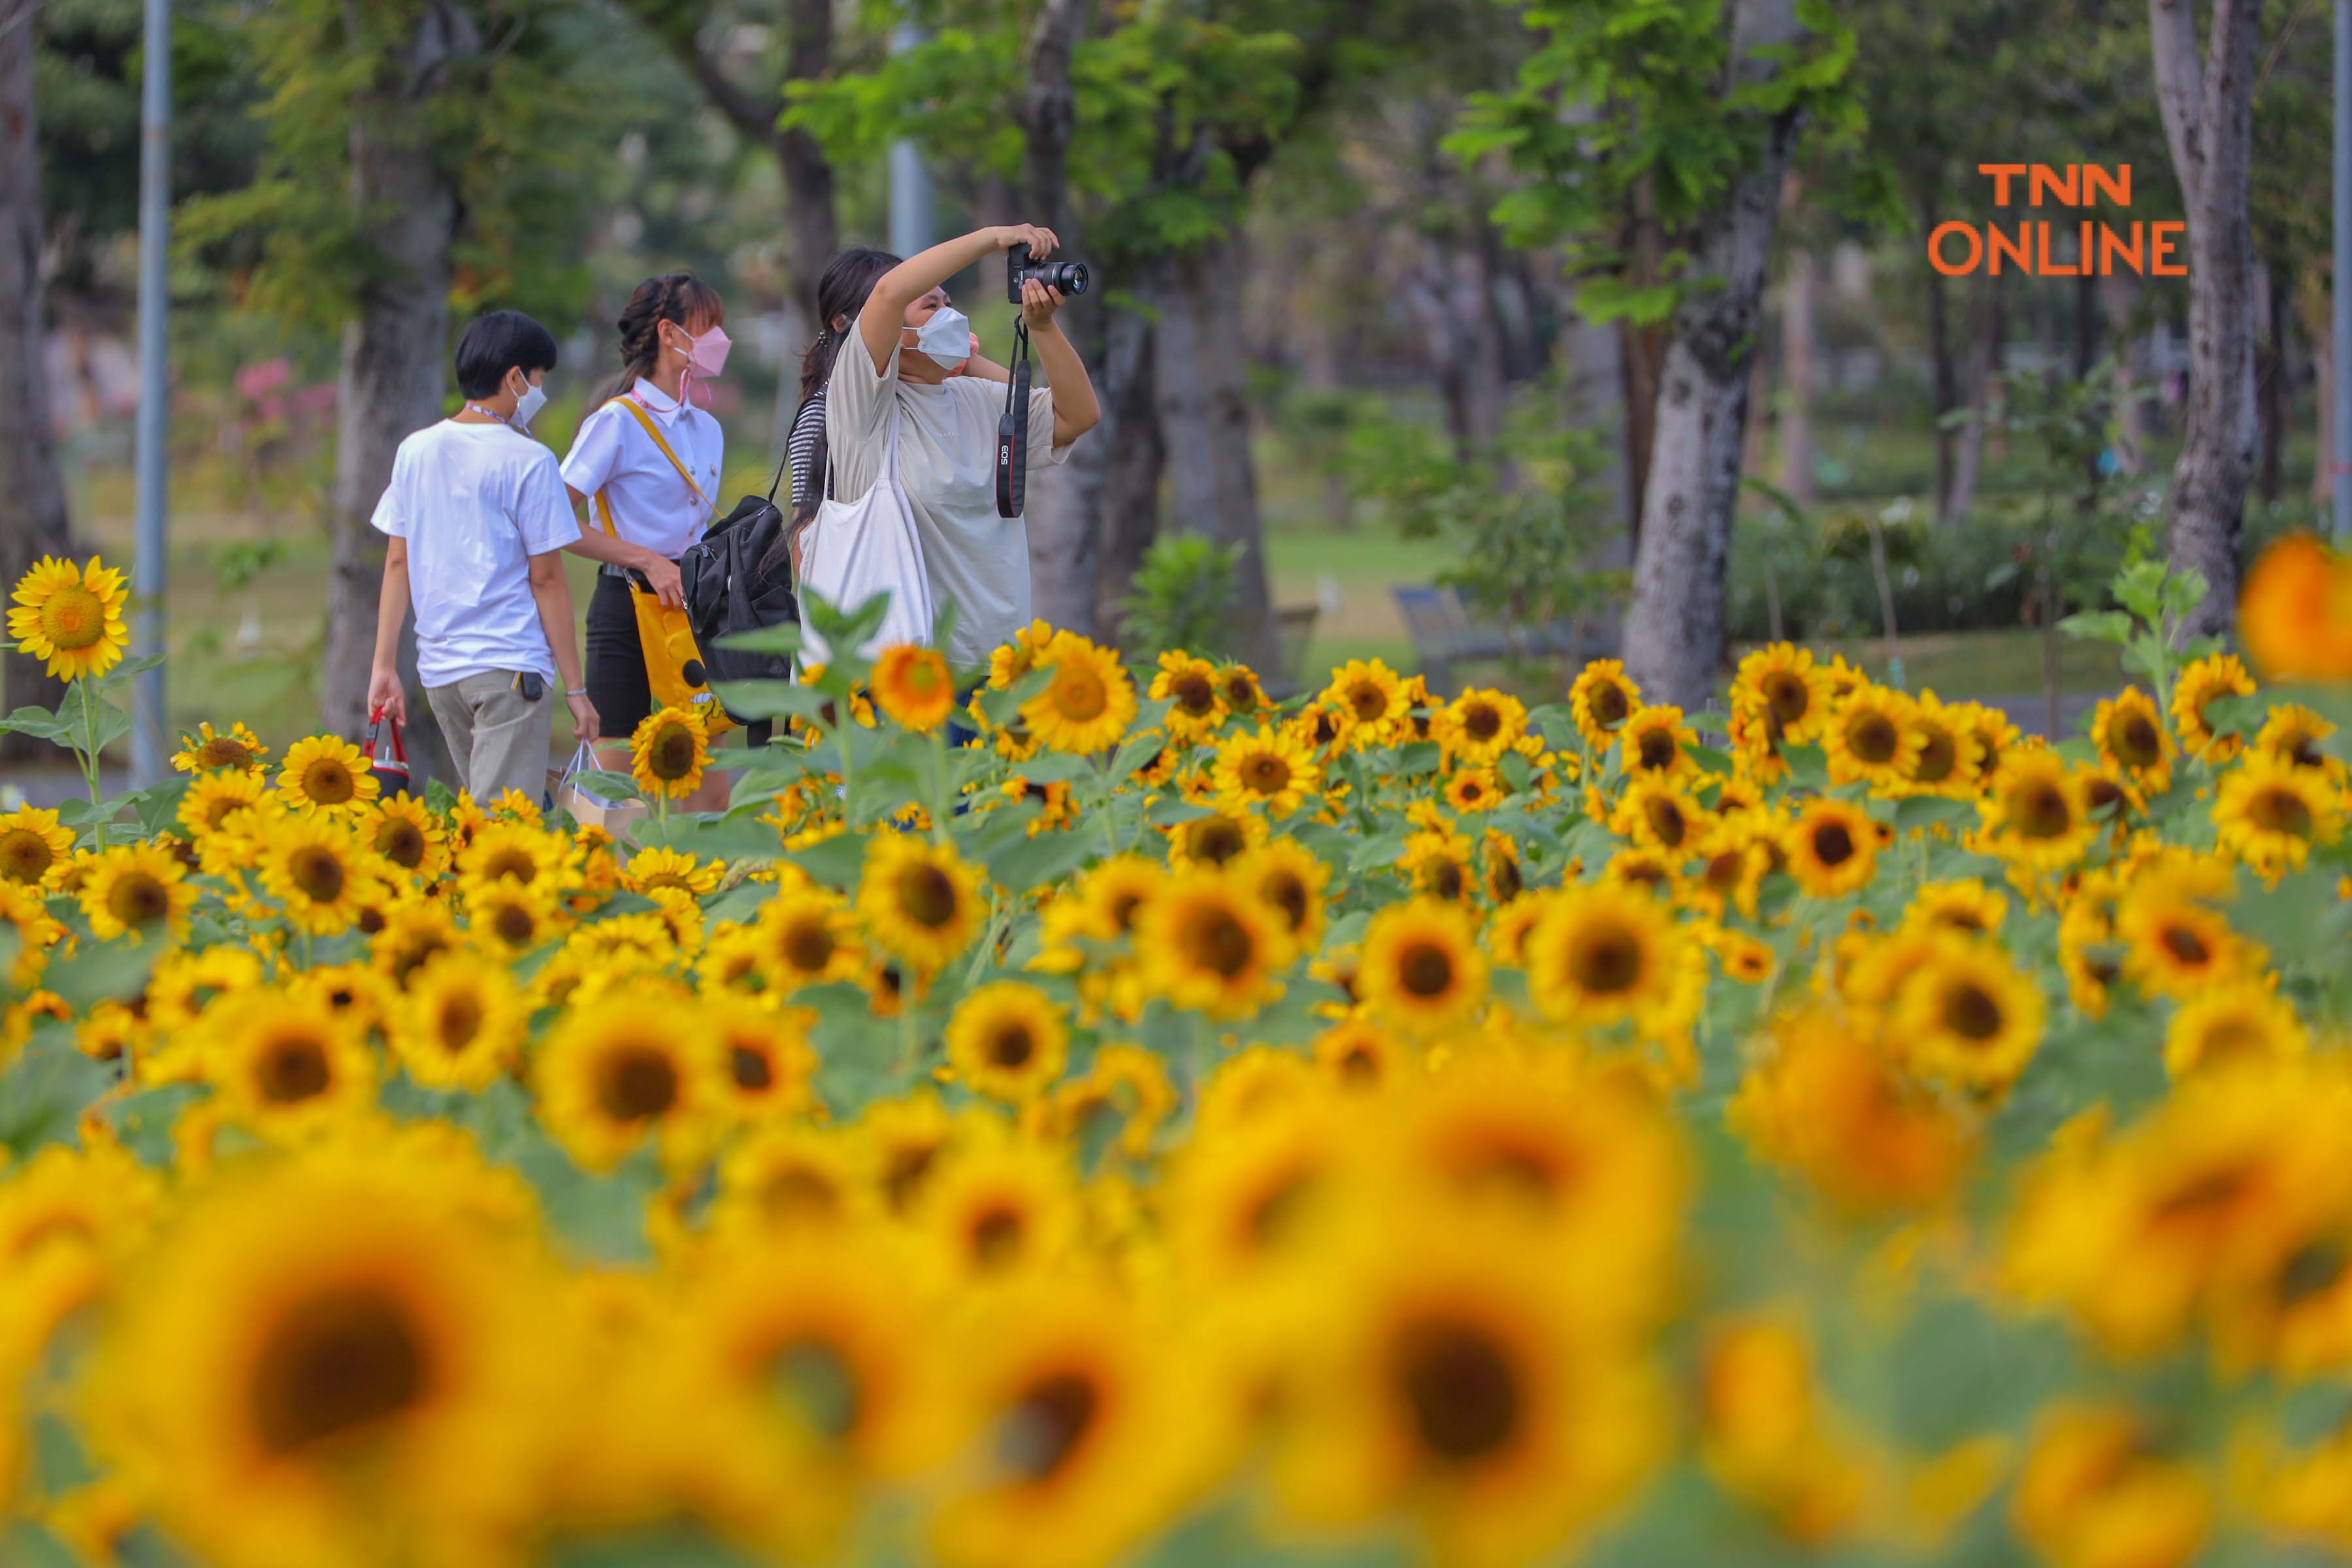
[595,397,734,737]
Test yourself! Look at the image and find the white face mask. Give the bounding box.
[512,376,547,433]
[913,305,972,370]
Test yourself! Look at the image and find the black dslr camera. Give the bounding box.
[1005,242,1088,302]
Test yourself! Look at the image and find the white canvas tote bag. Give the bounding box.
[796,399,937,665]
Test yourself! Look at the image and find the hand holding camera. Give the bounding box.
[1003,227,1088,308]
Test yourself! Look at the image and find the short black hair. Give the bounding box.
[453,310,559,400]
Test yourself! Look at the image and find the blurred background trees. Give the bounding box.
[1,0,2336,750]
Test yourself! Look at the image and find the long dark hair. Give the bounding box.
[767,247,899,576]
[599,272,725,406]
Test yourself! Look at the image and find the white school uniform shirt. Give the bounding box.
[370,418,577,687]
[558,377,725,561]
[825,318,1073,670]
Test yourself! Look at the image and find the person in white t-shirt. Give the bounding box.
[367,310,597,806]
[802,225,1100,674]
[558,272,732,811]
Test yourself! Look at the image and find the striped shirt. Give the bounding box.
[787,389,827,509]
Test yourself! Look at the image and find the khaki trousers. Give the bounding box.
[425,672,555,808]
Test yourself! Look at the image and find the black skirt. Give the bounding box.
[585,572,653,740]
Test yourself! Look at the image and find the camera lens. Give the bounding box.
[1049,261,1089,296]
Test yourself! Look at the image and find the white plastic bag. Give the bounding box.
[796,399,936,665]
[549,743,645,837]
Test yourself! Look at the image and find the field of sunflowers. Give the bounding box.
[4,539,2352,1568]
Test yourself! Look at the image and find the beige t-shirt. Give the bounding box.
[825,316,1072,669]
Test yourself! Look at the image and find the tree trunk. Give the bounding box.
[1154,232,1274,668]
[1091,307,1164,643]
[1926,212,1959,521]
[1778,240,1818,504]
[1948,282,2001,523]
[779,0,838,323]
[1620,0,1806,713]
[0,10,74,762]
[321,5,475,783]
[2255,258,2284,504]
[2299,266,2333,507]
[2149,0,2261,641]
[1014,0,1102,636]
[1562,287,1631,565]
[2102,272,2148,475]
[1619,319,1665,553]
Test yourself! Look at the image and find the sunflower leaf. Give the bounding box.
[1003,751,1092,786]
[785,831,868,890]
[0,704,68,742]
[1106,729,1168,783]
[1893,796,1974,832]
[988,828,1098,893]
[1396,741,1441,776]
[709,679,832,723]
[1686,743,1734,774]
[569,770,644,804]
[1496,749,1534,793]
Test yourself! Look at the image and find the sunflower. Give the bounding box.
[453,821,571,895]
[1978,753,2098,870]
[860,1091,962,1215]
[1618,703,1697,779]
[257,815,387,937]
[1568,659,1639,748]
[630,704,711,799]
[1216,661,1269,718]
[1484,893,1555,968]
[1689,825,1768,921]
[751,885,864,991]
[1165,806,1267,869]
[1444,687,1528,765]
[1045,1045,1175,1164]
[2010,1405,2212,1568]
[857,642,956,732]
[1269,1213,1669,1568]
[466,881,569,958]
[8,554,128,679]
[1482,830,1526,906]
[2254,702,2342,775]
[203,992,378,1135]
[271,732,380,817]
[2115,872,2257,1002]
[1734,644,1831,744]
[927,1276,1195,1568]
[368,900,458,988]
[1823,687,1920,790]
[1903,878,2009,938]
[536,984,726,1172]
[78,843,195,941]
[1137,868,1293,1019]
[2091,687,2174,798]
[858,836,984,973]
[1444,767,1502,814]
[1898,690,1984,798]
[391,950,527,1092]
[2172,651,2257,763]
[1321,657,1408,746]
[1357,898,1488,1037]
[2215,754,2343,875]
[1612,776,1701,856]
[84,1158,560,1568]
[916,1137,1084,1281]
[2240,532,2352,681]
[1151,650,1228,741]
[0,806,73,888]
[361,793,447,880]
[624,845,722,899]
[1021,631,1135,755]
[1231,840,1329,951]
[2164,983,2310,1078]
[1889,933,2046,1090]
[1212,725,1320,817]
[1779,799,1874,898]
[171,720,270,774]
[947,983,1070,1103]
[711,1124,877,1237]
[171,770,265,849]
[1521,883,1696,1034]
[702,993,820,1119]
[1311,1017,1409,1091]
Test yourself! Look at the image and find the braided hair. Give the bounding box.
[763,247,900,579]
[599,272,725,407]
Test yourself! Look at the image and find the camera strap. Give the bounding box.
[996,319,1033,519]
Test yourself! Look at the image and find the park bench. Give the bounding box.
[1392,585,1620,694]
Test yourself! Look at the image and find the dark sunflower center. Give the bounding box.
[1464,704,1502,741]
[2016,783,2073,838]
[2251,789,2315,838]
[1398,941,1455,999]
[291,846,346,903]
[762,1168,840,1223]
[1189,819,1246,865]
[302,760,355,804]
[731,1044,774,1090]
[197,737,253,769]
[1184,906,1255,979]
[768,1338,861,1441]
[1428,860,1467,900]
[2117,715,2161,767]
[1173,674,1215,715]
[1645,797,1686,847]
[1490,857,1522,902]
[248,1286,429,1456]
[1591,683,1629,727]
[1224,676,1258,708]
[596,1045,679,1121]
[438,994,482,1051]
[108,872,169,926]
[1940,981,2003,1042]
[2161,923,2212,966]
[987,1024,1036,1069]
[1347,683,1387,723]
[1764,673,1810,725]
[1636,730,1674,770]
[482,849,535,883]
[1912,727,1956,782]
[1396,1318,1521,1464]
[970,1205,1025,1267]
[783,918,837,973]
[1243,755,1288,791]
[392,935,451,985]
[1848,713,1898,764]
[1570,927,1641,994]
[257,1036,332,1102]
[492,904,536,947]
[1338,1045,1381,1084]
[650,726,698,779]
[1051,665,1109,724]
[898,864,959,928]
[2279,1243,2347,1307]
[0,830,51,881]
[376,821,425,868]
[1107,890,1147,933]
[1262,872,1309,932]
[1001,1369,1100,1484]
[1810,823,1854,867]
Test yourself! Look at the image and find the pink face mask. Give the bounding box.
[685,324,731,378]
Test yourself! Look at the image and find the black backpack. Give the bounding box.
[678,459,797,722]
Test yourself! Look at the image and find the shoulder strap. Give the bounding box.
[612,396,713,510]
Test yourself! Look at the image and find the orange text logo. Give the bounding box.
[1927,165,2185,278]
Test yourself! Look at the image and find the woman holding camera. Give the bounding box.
[795,225,1099,673]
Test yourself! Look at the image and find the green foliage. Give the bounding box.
[1448,0,1878,322]
[1117,536,1242,661]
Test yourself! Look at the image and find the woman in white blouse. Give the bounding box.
[560,273,732,810]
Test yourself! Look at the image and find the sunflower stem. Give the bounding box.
[928,728,952,846]
[76,677,107,849]
[895,985,920,1079]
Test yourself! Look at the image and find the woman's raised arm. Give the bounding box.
[857,224,1064,374]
